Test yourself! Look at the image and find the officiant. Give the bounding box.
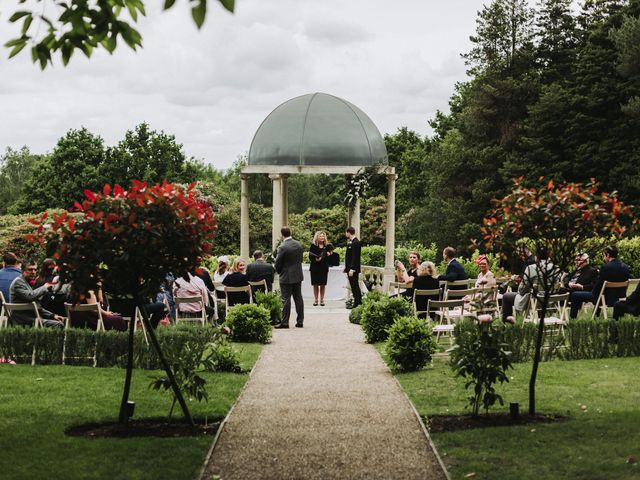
[309,230,330,306]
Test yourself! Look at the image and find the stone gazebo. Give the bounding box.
[240,92,397,287]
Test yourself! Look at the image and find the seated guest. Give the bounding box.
[33,258,68,316]
[502,247,559,323]
[438,246,468,289]
[559,253,598,295]
[34,258,57,288]
[69,288,127,331]
[570,245,630,318]
[8,260,64,328]
[173,270,215,318]
[246,250,275,292]
[395,251,421,299]
[474,254,496,288]
[223,257,251,306]
[613,282,640,320]
[325,244,340,267]
[0,252,22,302]
[213,255,230,296]
[105,293,167,329]
[412,261,440,318]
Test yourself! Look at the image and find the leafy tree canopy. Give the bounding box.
[4,0,235,69]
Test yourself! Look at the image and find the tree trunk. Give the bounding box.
[118,303,136,425]
[528,294,549,416]
[136,296,194,426]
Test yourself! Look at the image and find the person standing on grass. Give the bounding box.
[344,226,362,308]
[274,226,304,328]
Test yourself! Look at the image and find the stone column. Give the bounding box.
[383,174,397,290]
[270,174,283,252]
[281,174,289,228]
[348,197,361,239]
[240,174,250,260]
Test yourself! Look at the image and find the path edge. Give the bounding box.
[391,374,452,480]
[197,344,266,480]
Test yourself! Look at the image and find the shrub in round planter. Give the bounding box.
[360,296,413,343]
[385,316,437,372]
[225,304,272,344]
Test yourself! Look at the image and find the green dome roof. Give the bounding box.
[249,93,388,167]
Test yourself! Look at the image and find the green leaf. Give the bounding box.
[9,11,30,22]
[21,14,33,35]
[219,0,235,12]
[61,44,74,66]
[127,3,138,21]
[191,0,207,29]
[163,0,177,9]
[8,42,27,59]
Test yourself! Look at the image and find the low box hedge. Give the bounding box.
[0,325,238,369]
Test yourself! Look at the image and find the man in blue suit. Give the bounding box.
[570,245,630,318]
[438,247,468,289]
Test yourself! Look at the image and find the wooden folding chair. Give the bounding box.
[412,288,440,318]
[175,295,207,326]
[224,285,253,310]
[592,280,629,319]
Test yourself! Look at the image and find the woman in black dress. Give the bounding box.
[412,261,440,319]
[222,257,251,306]
[309,231,329,306]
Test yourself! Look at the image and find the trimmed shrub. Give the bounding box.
[208,339,242,373]
[385,315,437,372]
[349,305,363,324]
[225,304,272,343]
[254,290,283,325]
[360,296,413,343]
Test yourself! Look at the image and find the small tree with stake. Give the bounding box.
[481,177,635,416]
[29,180,217,426]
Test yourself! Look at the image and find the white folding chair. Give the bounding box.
[4,302,44,364]
[387,281,410,297]
[592,280,629,319]
[224,286,253,310]
[249,280,269,293]
[443,287,478,319]
[426,299,465,344]
[63,303,104,366]
[0,291,8,328]
[412,288,440,318]
[175,295,207,326]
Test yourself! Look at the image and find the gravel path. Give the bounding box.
[202,304,447,480]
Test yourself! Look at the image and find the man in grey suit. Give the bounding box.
[246,250,275,292]
[274,226,304,328]
[9,260,65,328]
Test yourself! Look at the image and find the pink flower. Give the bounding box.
[477,314,494,324]
[222,326,231,335]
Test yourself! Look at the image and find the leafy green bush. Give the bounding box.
[363,290,386,305]
[360,296,413,343]
[451,320,513,416]
[208,339,242,373]
[385,316,437,372]
[618,237,640,278]
[254,290,282,325]
[225,304,272,343]
[349,305,363,324]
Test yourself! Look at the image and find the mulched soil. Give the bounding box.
[424,413,569,433]
[65,416,223,438]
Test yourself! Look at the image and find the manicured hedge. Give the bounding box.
[454,316,640,363]
[0,325,240,370]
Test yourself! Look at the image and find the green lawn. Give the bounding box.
[0,343,262,480]
[393,355,640,480]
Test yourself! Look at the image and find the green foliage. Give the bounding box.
[385,315,437,372]
[451,320,513,416]
[0,147,40,214]
[0,213,49,262]
[254,290,282,324]
[360,296,413,343]
[4,0,236,69]
[348,305,363,324]
[224,304,272,343]
[617,236,640,277]
[213,202,272,256]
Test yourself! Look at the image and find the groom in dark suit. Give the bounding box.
[274,226,304,328]
[344,226,362,307]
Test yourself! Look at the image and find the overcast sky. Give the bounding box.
[0,0,483,169]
